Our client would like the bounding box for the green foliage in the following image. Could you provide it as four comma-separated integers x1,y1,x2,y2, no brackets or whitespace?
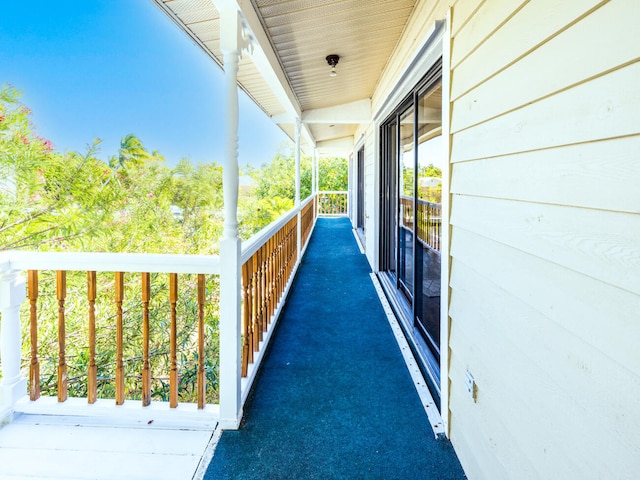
318,156,348,191
0,85,117,251
242,147,348,232
420,163,441,178
249,151,312,201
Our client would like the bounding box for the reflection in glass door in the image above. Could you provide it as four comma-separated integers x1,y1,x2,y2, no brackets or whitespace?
356,147,365,231
398,107,415,297
415,83,443,359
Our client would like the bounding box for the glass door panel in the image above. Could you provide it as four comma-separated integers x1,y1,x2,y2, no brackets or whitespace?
415,83,443,358
356,147,365,230
398,107,415,297
380,121,397,275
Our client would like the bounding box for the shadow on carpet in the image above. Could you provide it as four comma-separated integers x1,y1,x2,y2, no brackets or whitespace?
204,217,466,479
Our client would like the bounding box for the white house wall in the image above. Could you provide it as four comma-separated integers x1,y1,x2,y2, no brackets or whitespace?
355,0,640,478
447,1,640,479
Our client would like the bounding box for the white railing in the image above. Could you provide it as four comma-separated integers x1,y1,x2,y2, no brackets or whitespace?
317,190,348,216
0,251,221,426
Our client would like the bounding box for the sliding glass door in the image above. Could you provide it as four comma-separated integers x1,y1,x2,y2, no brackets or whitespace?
379,60,443,383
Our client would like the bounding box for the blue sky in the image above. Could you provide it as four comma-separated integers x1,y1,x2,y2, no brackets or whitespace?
0,0,291,167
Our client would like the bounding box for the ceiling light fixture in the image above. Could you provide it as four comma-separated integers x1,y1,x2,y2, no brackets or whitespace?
326,54,340,77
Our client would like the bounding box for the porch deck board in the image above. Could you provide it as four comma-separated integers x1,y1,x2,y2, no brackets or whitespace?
205,217,465,479
0,413,212,479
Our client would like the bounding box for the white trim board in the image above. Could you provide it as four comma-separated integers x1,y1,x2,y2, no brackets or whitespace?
352,229,365,254
369,273,445,439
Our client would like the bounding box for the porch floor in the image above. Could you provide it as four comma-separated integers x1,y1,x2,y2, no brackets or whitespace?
204,217,465,479
0,413,213,479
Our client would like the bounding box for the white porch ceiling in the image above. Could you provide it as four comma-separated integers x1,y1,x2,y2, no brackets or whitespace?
153,0,417,155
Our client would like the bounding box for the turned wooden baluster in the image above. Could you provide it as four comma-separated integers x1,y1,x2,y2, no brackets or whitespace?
141,272,151,407
28,270,40,401
251,256,259,355
87,271,97,404
247,257,256,363
288,219,295,277
256,247,264,342
241,262,251,377
115,272,125,405
280,227,286,295
261,244,269,334
56,270,67,402
268,236,276,322
197,274,206,408
274,232,281,309
169,273,178,408
258,245,265,335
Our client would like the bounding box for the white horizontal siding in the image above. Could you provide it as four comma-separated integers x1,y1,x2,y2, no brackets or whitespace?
449,255,640,479
447,0,640,478
450,0,606,100
451,135,640,214
451,60,640,162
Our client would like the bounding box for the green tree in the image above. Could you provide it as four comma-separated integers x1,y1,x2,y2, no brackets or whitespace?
318,156,348,191
0,85,118,251
110,133,152,169
171,159,224,253
249,151,312,202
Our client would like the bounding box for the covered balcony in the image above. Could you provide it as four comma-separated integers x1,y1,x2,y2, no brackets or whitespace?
3,0,636,479
0,1,460,477
0,192,464,479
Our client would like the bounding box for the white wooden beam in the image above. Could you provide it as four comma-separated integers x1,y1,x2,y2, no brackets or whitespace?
302,98,372,124
316,136,356,155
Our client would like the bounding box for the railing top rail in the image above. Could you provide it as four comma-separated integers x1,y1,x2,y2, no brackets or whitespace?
240,194,315,264
399,195,441,208
318,190,348,195
0,193,324,274
0,251,220,275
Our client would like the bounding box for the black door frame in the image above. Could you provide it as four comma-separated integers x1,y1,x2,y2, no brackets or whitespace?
378,59,443,397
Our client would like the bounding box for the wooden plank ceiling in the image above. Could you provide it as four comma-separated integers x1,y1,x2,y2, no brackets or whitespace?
153,0,417,153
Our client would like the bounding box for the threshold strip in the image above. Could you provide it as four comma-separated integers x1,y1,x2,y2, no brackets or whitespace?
369,273,446,439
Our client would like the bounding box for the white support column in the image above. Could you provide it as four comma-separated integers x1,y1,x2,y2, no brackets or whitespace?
0,268,27,424
295,118,302,258
217,3,252,430
312,148,318,194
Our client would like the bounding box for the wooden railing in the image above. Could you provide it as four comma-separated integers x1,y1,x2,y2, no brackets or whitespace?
301,195,316,247
317,191,348,215
240,195,317,378
4,253,220,411
400,196,442,251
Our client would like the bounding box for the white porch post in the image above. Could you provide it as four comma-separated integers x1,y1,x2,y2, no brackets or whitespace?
295,118,302,258
312,147,318,194
218,3,252,430
0,268,27,424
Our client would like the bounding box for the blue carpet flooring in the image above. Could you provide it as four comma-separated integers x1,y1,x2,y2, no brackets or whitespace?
205,217,465,479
